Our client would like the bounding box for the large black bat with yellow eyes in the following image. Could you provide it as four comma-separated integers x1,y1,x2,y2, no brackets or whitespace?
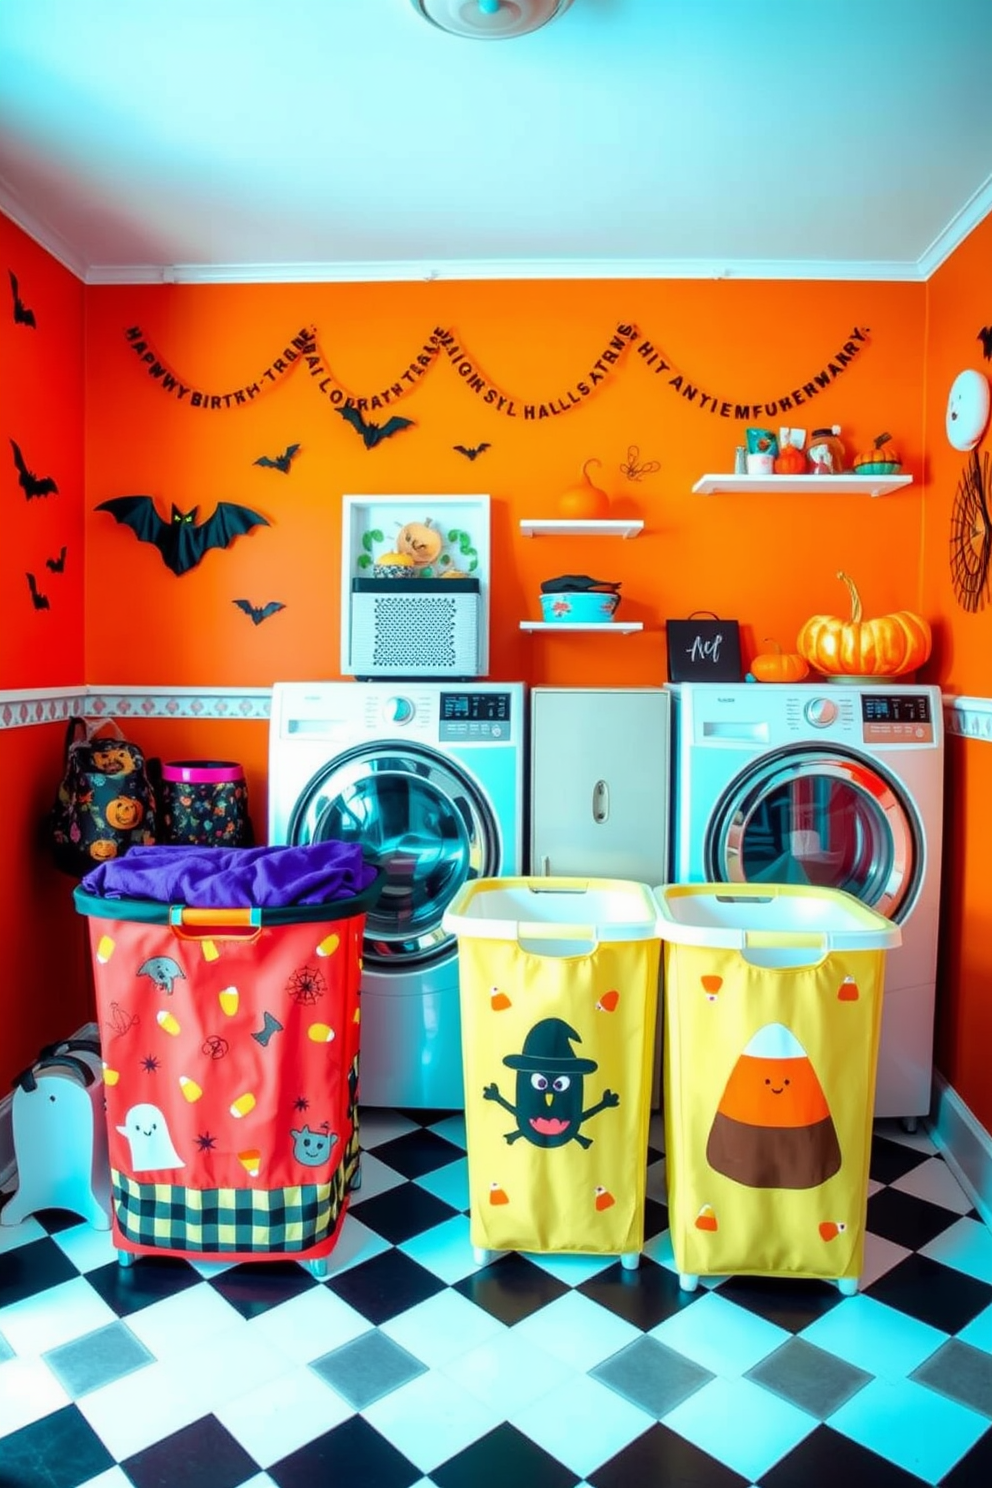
95,495,269,576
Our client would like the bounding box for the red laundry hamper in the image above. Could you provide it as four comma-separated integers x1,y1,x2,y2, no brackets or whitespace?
74,872,381,1277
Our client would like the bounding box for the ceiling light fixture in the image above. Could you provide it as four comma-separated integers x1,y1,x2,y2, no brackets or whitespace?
409,0,574,41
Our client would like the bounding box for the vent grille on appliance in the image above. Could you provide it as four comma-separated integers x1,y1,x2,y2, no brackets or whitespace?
350,592,481,676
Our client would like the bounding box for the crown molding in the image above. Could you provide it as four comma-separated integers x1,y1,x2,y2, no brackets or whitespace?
0,176,87,281
81,255,929,286
916,172,992,280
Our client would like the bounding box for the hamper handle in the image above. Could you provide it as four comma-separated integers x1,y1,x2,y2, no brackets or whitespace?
516,921,598,948
168,905,262,928
742,930,826,950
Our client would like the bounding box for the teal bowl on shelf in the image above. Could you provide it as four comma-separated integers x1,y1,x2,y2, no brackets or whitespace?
539,591,620,623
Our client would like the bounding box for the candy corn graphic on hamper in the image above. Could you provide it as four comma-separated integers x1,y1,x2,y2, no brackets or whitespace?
655,884,900,1293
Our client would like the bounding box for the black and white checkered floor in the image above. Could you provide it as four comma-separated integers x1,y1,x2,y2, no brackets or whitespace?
1,1109,990,1488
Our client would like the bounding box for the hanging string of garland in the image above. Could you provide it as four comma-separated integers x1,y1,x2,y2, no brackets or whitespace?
634,324,872,421
122,324,316,407
122,320,871,421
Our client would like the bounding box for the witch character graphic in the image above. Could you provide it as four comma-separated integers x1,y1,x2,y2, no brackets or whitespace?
484,1017,619,1149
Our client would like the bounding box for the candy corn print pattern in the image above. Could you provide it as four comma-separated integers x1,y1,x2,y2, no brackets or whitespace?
75,888,375,1266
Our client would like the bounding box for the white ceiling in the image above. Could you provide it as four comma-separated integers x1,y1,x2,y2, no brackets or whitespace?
1,0,991,285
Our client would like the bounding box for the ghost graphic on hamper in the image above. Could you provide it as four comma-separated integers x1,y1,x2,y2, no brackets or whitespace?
116,1103,185,1170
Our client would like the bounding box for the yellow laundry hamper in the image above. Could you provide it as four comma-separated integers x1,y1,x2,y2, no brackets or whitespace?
443,877,662,1269
655,883,901,1295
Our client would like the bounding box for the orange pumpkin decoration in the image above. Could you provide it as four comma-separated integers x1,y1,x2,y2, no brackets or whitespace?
797,571,932,678
853,432,901,475
397,521,443,567
773,443,807,476
105,796,144,830
751,639,809,683
558,459,611,520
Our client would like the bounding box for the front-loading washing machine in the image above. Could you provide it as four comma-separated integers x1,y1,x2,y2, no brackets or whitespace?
671,682,944,1122
268,680,525,1109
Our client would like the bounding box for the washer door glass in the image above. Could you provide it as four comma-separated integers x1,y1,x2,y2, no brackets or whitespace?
288,743,499,968
705,746,920,921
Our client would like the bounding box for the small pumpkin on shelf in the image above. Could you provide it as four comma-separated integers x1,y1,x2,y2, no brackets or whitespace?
796,571,931,678
853,432,902,476
773,443,807,476
751,639,810,683
558,459,611,520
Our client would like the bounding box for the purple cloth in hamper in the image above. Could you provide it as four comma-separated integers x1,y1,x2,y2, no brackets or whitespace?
79,842,377,908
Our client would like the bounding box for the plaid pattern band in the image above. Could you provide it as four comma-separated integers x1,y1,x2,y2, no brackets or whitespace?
111,1167,347,1254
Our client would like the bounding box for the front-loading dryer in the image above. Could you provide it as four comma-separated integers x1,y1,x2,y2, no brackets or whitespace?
269,680,525,1109
671,682,944,1122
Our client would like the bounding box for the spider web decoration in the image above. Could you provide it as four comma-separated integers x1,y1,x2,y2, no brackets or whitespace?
949,448,991,613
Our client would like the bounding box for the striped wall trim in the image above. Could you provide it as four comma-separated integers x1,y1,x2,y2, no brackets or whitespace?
0,688,988,736
0,688,271,729
942,695,992,743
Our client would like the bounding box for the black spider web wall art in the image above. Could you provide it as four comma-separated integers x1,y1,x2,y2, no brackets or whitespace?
949,448,992,613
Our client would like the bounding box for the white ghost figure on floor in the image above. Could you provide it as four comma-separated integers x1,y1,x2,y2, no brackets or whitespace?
116,1103,185,1171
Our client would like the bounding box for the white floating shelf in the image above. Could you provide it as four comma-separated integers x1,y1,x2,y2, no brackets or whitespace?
520,622,643,634
692,474,913,498
519,519,644,538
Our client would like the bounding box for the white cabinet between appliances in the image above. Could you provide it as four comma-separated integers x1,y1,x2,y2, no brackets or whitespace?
529,688,671,884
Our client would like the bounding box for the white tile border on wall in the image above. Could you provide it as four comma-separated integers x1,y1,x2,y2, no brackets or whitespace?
2,687,985,735
0,686,272,728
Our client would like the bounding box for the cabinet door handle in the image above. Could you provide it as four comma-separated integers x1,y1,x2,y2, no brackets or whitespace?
592,779,609,823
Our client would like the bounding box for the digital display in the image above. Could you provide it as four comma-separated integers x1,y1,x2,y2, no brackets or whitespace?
441,692,511,723
862,694,931,724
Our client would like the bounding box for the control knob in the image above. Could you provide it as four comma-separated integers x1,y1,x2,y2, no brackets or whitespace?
804,697,838,728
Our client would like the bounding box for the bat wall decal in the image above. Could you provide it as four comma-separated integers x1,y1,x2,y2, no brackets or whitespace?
454,443,491,461
11,439,58,498
9,271,36,328
254,443,300,474
26,573,49,610
233,599,285,625
978,326,992,361
337,404,414,449
46,546,68,573
95,496,270,576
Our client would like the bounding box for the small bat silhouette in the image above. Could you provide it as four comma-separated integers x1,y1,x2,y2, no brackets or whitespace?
11,439,58,498
95,496,269,576
26,573,49,610
454,443,491,461
978,326,992,361
46,546,67,573
337,403,414,449
233,598,285,625
254,443,300,474
9,271,36,328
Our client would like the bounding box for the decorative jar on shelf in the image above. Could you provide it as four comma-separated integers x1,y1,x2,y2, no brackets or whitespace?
807,426,846,474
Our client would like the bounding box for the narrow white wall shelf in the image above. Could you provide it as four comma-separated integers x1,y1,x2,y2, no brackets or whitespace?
520,622,643,634
520,519,643,538
692,474,913,498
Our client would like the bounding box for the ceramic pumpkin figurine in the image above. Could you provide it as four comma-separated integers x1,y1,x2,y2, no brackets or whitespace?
796,572,932,677
773,443,806,476
396,520,444,567
751,639,809,683
852,432,901,475
558,459,611,520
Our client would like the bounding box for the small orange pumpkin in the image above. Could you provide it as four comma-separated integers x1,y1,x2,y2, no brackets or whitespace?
853,432,901,474
558,458,611,520
397,521,443,566
773,444,806,476
105,796,144,830
797,572,931,677
751,639,810,683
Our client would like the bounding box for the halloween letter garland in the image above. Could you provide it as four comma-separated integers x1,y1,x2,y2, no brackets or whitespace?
123,325,315,407
635,324,873,421
123,320,874,422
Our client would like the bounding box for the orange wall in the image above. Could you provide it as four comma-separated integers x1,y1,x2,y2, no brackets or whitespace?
83,280,927,687
6,208,992,1139
921,210,992,1129
0,215,88,1082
